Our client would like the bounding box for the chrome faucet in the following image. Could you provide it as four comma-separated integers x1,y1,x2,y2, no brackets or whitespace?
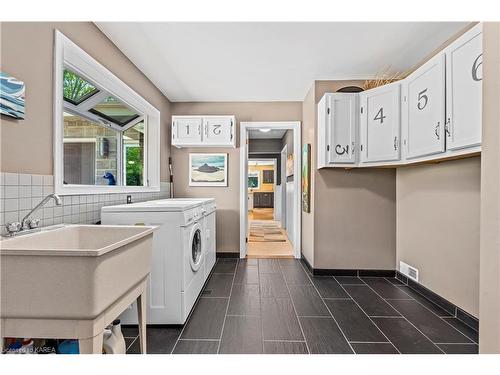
4,194,62,236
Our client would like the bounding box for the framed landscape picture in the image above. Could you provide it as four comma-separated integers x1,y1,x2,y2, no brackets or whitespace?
0,72,25,119
189,153,228,187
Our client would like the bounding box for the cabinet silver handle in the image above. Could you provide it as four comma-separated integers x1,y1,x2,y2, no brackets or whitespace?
198,125,201,135
394,136,398,151
445,117,451,137
435,122,440,140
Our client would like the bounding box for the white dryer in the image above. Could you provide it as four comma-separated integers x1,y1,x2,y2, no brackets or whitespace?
101,199,209,324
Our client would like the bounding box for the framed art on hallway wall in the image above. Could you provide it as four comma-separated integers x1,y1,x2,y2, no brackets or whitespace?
302,143,311,213
189,153,228,187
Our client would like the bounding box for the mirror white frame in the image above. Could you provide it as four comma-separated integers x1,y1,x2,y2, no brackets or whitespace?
53,30,160,195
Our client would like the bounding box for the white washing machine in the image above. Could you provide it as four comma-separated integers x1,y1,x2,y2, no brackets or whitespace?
174,198,217,279
101,199,211,324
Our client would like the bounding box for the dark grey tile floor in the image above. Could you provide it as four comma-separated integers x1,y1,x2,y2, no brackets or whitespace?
125,258,479,354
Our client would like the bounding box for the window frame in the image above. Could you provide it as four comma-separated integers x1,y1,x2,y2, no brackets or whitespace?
54,30,160,195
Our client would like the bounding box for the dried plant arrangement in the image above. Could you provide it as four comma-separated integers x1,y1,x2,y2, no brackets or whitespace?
362,67,405,90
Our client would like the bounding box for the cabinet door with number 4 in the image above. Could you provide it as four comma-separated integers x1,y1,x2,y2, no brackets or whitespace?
360,82,401,163
405,53,446,159
203,117,234,146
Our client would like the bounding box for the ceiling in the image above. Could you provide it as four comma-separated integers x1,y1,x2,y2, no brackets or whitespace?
96,22,468,102
248,129,287,139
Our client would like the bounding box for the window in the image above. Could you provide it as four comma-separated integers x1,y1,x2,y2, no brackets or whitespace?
123,122,145,186
248,171,260,189
54,30,160,195
63,69,99,105
89,95,140,127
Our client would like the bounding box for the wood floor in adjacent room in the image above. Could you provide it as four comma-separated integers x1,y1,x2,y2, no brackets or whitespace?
247,209,293,258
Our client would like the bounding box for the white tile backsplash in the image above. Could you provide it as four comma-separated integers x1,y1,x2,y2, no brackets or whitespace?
0,172,170,235
4,173,19,186
31,175,43,186
19,174,31,186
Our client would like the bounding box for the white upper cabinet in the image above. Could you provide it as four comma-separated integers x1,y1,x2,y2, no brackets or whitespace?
203,116,235,146
172,115,236,148
404,53,446,160
317,93,358,167
445,24,483,151
172,117,202,147
360,82,401,163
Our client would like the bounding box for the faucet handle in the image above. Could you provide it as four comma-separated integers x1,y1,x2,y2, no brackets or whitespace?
28,218,40,229
5,222,22,235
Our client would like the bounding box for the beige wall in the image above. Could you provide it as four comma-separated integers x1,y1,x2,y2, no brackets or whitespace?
0,22,171,180
171,102,302,253
301,80,397,270
479,22,500,353
315,168,396,269
396,158,481,317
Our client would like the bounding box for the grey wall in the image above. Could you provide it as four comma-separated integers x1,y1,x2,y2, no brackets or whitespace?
396,158,481,317
248,139,283,153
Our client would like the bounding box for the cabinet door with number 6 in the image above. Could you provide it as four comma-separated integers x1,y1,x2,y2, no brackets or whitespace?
360,82,401,163
203,117,234,146
405,53,446,159
445,24,482,151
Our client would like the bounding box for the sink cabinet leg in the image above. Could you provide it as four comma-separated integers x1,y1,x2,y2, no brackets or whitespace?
137,291,147,354
79,333,103,354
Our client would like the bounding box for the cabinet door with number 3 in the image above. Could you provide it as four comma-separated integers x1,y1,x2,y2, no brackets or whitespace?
203,117,234,146
445,24,482,151
405,53,446,159
327,93,358,164
360,82,401,163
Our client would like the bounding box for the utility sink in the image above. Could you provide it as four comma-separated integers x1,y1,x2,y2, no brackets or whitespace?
1,224,155,320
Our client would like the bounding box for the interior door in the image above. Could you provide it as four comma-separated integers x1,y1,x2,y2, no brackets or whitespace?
405,53,446,159
445,25,483,151
203,117,233,145
173,117,202,146
361,83,401,163
327,94,357,164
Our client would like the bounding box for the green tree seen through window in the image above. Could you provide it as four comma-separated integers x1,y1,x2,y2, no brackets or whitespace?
63,70,98,103
126,146,143,186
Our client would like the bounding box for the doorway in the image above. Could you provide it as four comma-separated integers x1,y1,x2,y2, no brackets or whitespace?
239,121,301,259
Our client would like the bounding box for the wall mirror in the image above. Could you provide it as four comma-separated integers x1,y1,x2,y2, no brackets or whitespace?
53,30,160,195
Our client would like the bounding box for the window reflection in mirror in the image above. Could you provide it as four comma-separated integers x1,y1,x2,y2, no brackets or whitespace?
62,69,145,187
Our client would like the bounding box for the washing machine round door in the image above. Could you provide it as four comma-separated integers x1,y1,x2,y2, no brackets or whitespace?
189,224,203,272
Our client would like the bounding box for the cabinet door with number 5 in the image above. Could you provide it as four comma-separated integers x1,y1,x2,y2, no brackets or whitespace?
203,117,235,146
405,53,446,159
360,82,401,163
445,23,482,151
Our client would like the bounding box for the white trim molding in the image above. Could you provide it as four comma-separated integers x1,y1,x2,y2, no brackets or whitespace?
239,121,302,259
53,30,161,195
